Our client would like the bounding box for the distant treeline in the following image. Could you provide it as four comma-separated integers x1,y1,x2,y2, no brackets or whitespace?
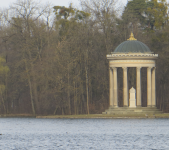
0,0,169,115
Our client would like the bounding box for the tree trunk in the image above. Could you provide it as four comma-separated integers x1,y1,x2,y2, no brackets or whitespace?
68,64,71,115
74,81,76,115
86,66,89,115
24,59,36,115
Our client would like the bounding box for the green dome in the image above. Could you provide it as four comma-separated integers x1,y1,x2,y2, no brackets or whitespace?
114,40,151,53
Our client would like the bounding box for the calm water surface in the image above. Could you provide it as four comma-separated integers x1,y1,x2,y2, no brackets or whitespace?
0,118,168,149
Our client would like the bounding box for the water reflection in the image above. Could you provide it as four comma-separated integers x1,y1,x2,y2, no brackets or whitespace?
0,118,168,149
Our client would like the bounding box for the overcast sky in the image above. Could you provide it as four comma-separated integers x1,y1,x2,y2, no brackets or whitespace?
0,0,128,9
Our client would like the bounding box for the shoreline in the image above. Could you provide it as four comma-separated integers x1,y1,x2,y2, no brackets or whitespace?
0,114,169,119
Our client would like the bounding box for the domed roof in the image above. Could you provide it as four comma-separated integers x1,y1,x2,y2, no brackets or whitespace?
114,33,151,53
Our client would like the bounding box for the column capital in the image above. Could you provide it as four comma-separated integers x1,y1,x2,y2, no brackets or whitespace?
109,67,113,71
137,67,142,71
147,67,152,71
112,67,117,71
122,67,128,71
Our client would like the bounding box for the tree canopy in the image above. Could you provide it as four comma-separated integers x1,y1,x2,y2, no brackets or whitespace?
121,0,168,30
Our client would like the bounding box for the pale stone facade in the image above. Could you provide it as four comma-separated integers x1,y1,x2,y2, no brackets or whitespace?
107,53,158,108
107,32,158,109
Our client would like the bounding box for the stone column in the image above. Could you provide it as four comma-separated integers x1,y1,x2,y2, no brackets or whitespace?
113,67,118,107
147,67,152,107
152,67,156,107
127,73,129,107
123,67,128,107
136,67,142,107
109,68,113,106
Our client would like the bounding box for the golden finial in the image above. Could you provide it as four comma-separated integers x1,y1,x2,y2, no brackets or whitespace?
127,32,137,41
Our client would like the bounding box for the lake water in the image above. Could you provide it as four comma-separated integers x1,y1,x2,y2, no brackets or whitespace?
0,118,169,149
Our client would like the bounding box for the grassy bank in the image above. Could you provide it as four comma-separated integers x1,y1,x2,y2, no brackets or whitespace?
0,114,36,118
36,113,169,119
0,113,169,118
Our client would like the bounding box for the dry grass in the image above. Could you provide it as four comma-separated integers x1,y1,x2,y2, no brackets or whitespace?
36,113,169,119
1,113,169,119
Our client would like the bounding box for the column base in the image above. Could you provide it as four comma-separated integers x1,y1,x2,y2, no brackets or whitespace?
136,105,142,108
123,105,128,107
147,105,152,107
109,105,118,108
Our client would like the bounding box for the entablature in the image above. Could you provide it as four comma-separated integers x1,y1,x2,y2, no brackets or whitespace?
107,53,158,60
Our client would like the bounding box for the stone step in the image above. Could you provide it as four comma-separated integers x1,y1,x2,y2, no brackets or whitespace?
103,111,163,115
108,107,158,110
106,109,161,112
103,107,163,115
105,109,161,112
105,109,162,112
104,112,162,115
107,108,160,111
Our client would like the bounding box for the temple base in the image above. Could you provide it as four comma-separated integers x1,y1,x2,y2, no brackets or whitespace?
102,107,162,115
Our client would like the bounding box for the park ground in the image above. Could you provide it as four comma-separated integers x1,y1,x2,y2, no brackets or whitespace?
0,113,169,119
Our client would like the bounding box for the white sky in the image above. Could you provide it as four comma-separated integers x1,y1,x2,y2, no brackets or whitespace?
0,0,128,9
